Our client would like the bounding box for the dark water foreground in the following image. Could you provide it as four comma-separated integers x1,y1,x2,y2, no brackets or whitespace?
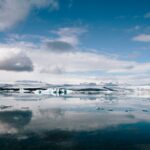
0,94,150,150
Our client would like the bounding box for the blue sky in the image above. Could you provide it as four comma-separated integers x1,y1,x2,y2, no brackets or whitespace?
0,0,150,84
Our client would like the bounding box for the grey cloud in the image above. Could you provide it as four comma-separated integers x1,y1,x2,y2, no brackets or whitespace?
45,40,74,53
124,65,135,70
40,66,65,74
0,53,34,72
42,27,87,53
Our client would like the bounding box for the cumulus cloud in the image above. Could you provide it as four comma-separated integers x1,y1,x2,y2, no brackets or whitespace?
42,27,86,53
0,42,150,84
0,0,59,31
52,27,87,46
44,40,74,53
0,46,33,72
0,27,150,84
40,66,65,74
132,34,150,42
29,49,148,74
25,43,150,84
0,53,33,72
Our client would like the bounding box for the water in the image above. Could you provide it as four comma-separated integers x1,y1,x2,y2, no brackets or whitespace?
0,94,150,150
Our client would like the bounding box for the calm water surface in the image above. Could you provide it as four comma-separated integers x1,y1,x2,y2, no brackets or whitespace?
0,94,150,150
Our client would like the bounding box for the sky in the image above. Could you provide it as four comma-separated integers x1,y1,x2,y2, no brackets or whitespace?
0,0,150,84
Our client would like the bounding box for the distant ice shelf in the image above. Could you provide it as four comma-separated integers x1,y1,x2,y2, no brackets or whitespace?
0,84,150,98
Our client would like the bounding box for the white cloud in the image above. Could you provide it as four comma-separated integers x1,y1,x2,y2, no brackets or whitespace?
42,27,87,53
52,27,87,46
132,34,150,42
0,45,33,72
29,49,150,75
0,0,59,31
0,28,150,84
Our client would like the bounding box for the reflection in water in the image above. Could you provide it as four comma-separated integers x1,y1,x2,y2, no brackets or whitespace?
0,94,150,149
0,111,32,128
0,110,32,134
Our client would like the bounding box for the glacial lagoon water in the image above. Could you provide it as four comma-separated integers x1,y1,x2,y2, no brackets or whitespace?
0,93,150,150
